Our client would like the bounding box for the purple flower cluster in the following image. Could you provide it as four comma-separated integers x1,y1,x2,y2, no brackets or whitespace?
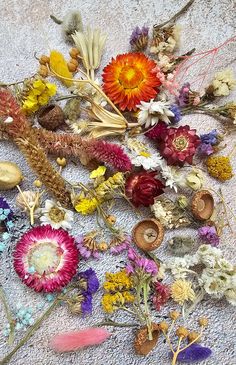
169,104,182,124
0,197,13,223
176,83,190,107
173,343,212,362
198,226,220,247
110,235,131,255
75,235,99,260
130,26,149,50
77,268,99,315
126,248,158,276
200,129,218,145
198,143,214,156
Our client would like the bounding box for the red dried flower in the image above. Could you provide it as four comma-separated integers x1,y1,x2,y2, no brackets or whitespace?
125,171,165,207
145,121,168,141
153,281,170,311
158,125,200,166
13,225,79,292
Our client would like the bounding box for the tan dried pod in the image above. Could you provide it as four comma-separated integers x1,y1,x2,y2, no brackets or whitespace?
0,161,23,190
134,323,159,356
37,105,65,131
132,219,164,252
191,190,214,221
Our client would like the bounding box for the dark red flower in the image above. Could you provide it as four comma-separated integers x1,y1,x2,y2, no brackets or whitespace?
153,281,170,311
145,121,168,141
125,171,165,207
158,125,200,166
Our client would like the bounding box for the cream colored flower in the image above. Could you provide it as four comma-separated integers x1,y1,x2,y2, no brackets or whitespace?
201,269,231,298
225,288,236,305
171,279,195,305
137,99,174,128
211,69,236,96
131,152,163,171
185,168,204,191
40,199,74,230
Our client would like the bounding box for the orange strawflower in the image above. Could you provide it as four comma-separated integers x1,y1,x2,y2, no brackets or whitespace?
102,53,161,111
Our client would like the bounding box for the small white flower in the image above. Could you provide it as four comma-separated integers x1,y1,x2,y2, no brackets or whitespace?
160,165,185,192
201,269,231,298
40,199,74,230
212,69,236,96
225,288,236,305
131,152,163,171
137,99,174,128
3,116,13,124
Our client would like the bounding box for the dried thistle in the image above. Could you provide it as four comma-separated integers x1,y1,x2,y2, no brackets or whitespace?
50,11,83,43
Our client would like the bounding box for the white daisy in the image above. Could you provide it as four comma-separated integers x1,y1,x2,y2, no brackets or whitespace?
131,151,163,171
137,99,174,128
40,199,74,230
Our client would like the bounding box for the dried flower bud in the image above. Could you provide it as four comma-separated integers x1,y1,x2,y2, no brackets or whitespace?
38,65,48,78
39,55,50,65
16,190,40,211
56,157,67,167
188,331,200,342
106,215,116,225
69,302,82,315
33,179,42,188
169,311,180,320
99,242,108,251
159,321,169,333
176,326,189,338
198,317,208,327
69,47,79,59
67,62,77,72
176,195,189,209
70,58,79,67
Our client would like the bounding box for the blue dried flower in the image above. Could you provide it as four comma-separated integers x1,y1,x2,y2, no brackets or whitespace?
173,343,212,362
130,26,149,51
198,143,214,156
200,129,218,145
81,292,93,315
170,104,182,124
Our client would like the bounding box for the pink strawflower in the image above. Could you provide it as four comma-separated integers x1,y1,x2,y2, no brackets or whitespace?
88,140,132,172
50,328,111,352
153,281,170,311
13,225,79,292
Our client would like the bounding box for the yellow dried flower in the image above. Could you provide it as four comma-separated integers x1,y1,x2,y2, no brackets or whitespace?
49,50,73,87
90,165,106,179
75,197,99,215
176,326,189,338
22,79,57,114
198,317,208,327
169,310,180,320
101,291,134,313
95,172,124,198
103,270,133,292
206,156,233,181
171,279,195,305
159,321,169,333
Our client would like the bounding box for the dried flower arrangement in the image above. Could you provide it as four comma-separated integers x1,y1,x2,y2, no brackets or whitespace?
0,1,236,364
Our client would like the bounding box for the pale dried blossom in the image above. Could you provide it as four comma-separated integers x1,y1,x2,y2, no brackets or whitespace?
210,69,236,96
185,168,204,191
137,99,175,128
39,199,74,230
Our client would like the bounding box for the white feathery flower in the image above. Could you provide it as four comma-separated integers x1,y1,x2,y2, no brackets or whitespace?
137,99,174,128
40,199,74,230
200,269,231,298
225,288,236,306
211,69,236,96
131,152,163,171
160,165,185,192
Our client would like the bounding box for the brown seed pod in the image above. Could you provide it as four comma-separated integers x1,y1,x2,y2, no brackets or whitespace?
67,62,77,72
37,105,65,131
134,323,159,356
38,65,48,78
132,218,164,252
69,58,79,67
39,55,50,65
191,190,214,221
69,47,79,59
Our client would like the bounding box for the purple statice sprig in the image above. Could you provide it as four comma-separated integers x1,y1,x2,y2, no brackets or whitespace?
176,82,190,107
198,226,220,247
198,143,214,156
75,234,100,260
74,268,99,316
200,129,218,145
130,26,149,51
126,248,158,276
172,343,212,363
110,234,131,255
169,104,182,124
78,268,99,295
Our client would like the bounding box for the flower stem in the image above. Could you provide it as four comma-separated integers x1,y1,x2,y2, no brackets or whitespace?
0,298,60,365
154,0,195,29
95,318,138,328
171,337,182,365
0,286,15,345
143,281,153,340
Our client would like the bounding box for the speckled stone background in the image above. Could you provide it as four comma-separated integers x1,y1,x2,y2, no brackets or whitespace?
0,0,236,364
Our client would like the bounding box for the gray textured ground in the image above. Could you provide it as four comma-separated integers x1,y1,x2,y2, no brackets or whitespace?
0,0,236,364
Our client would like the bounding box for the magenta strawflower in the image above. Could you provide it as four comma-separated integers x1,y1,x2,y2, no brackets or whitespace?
153,281,170,311
13,225,79,292
198,226,220,247
126,248,158,276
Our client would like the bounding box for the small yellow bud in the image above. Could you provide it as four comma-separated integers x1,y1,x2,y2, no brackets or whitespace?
33,179,42,188
169,311,180,321
176,326,189,338
159,321,169,333
56,157,67,167
106,215,116,225
99,242,108,251
198,317,208,327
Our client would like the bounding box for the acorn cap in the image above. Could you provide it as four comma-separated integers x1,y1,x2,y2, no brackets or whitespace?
191,190,214,221
37,104,64,131
132,219,164,252
134,323,159,356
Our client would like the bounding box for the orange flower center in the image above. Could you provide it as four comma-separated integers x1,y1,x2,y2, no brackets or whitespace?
119,66,143,89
